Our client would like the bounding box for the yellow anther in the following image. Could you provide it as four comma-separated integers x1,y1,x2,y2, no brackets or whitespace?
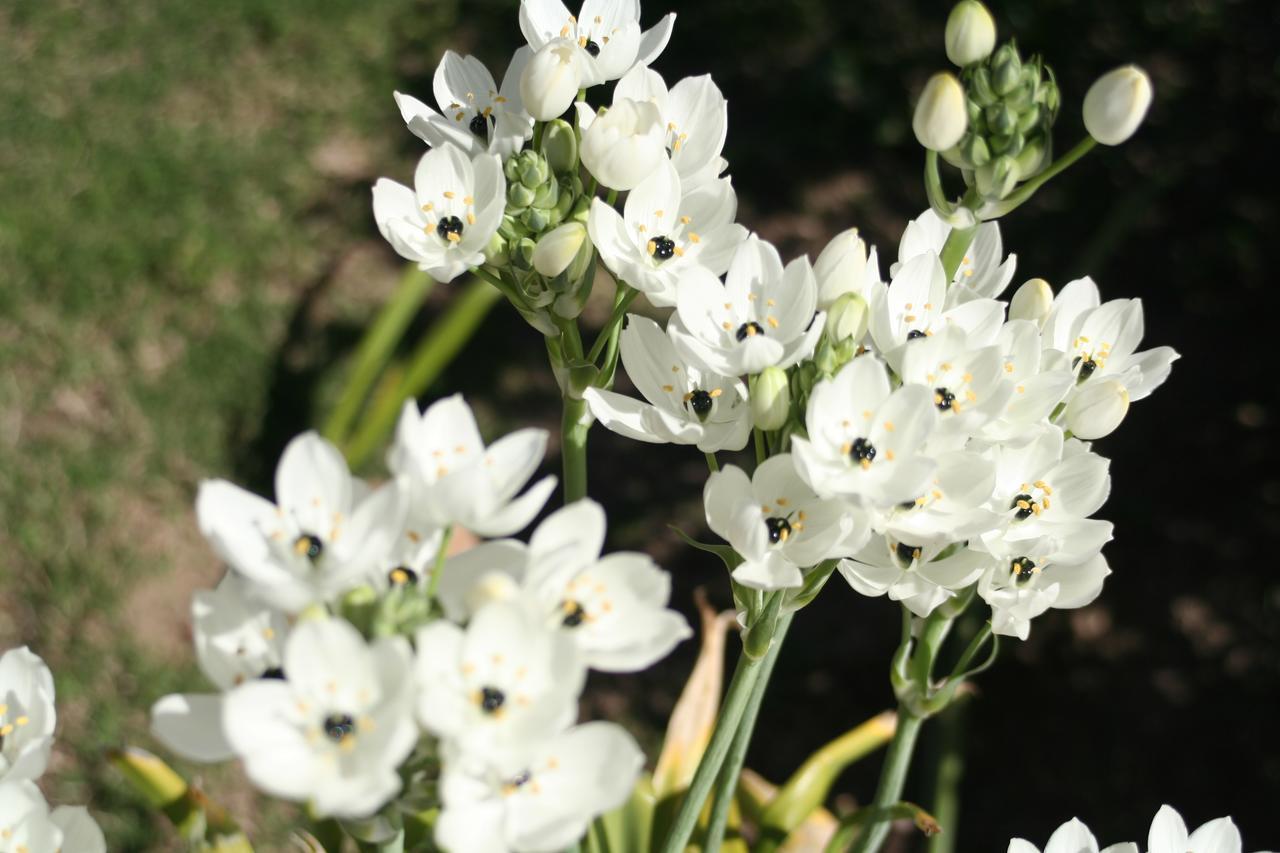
464,195,474,205
766,316,779,328
446,232,461,243
443,191,456,199
709,388,723,397
680,215,692,224
662,384,673,392
884,420,895,431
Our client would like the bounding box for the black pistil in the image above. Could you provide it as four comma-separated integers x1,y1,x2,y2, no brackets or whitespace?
907,329,927,340
1011,556,1038,584
848,437,876,463
934,387,956,411
584,39,601,56
687,389,714,421
436,215,465,241
1071,356,1098,382
388,566,418,586
260,667,286,680
323,713,355,743
1010,494,1036,521
895,541,923,565
480,686,506,713
294,533,324,562
735,321,765,341
562,600,587,628
765,516,792,544
649,235,676,261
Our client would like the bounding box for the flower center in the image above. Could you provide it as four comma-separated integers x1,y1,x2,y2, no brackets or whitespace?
584,38,601,57
934,387,956,411
469,112,494,140
895,541,923,565
765,516,792,544
1010,493,1040,520
561,599,587,628
735,321,765,341
907,329,927,340
436,215,465,242
647,235,676,262
687,389,714,420
1010,556,1038,584
388,566,418,586
260,666,286,680
323,713,355,743
1072,356,1098,382
502,768,534,795
847,437,877,464
480,686,506,714
293,533,324,562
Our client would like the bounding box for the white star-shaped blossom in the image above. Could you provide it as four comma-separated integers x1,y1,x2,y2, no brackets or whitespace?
0,781,106,853
0,648,56,786
839,536,989,618
670,235,824,376
196,431,408,614
372,144,506,283
584,314,751,453
896,208,1016,307
791,354,939,507
389,394,557,538
222,617,420,819
898,324,1015,446
1007,816,1137,853
588,158,747,307
978,318,1074,442
873,448,1000,547
394,48,533,158
150,573,289,763
977,540,1112,640
705,455,865,590
1147,804,1268,853
436,499,692,672
867,251,1005,356
519,0,675,87
435,722,643,853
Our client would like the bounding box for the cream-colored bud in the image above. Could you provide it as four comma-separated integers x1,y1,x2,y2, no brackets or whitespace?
913,72,969,151
1066,380,1129,439
825,292,870,344
814,228,869,309
945,1,996,67
751,367,791,431
1083,65,1153,145
532,222,588,277
1009,278,1054,324
520,39,582,121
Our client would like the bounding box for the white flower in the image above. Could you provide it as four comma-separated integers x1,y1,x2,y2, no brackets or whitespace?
670,236,823,376
1039,277,1180,403
839,537,988,617
150,574,289,763
1008,816,1137,853
223,617,419,819
0,648,55,785
945,0,997,67
1066,379,1130,439
584,315,751,452
1083,65,1153,146
979,546,1111,640
437,501,692,672
705,455,864,590
519,39,582,121
435,722,643,853
416,600,583,760
394,48,533,157
791,355,939,506
372,145,506,283
197,432,407,613
979,319,1074,442
519,0,675,87
369,526,448,594
868,251,1005,357
588,158,746,306
898,324,1014,444
389,394,557,537
913,72,968,151
0,781,105,853
814,227,881,310
896,208,1016,305
580,98,667,190
584,65,729,189
875,449,1000,546
1147,804,1268,853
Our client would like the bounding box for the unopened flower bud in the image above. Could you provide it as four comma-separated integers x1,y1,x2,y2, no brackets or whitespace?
1083,65,1153,145
913,72,968,152
825,292,869,344
541,118,579,174
990,43,1022,96
945,1,996,67
752,367,791,431
1008,278,1053,324
520,39,581,121
1066,380,1129,439
484,231,510,267
975,154,1017,199
532,222,588,277
814,228,868,308
580,98,666,190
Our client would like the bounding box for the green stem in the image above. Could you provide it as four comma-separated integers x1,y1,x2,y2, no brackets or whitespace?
847,710,925,853
323,266,432,446
938,226,978,283
657,647,765,853
561,396,591,504
945,623,992,682
587,283,638,364
703,612,795,852
753,428,767,466
343,277,500,469
424,525,454,604
926,700,967,853
705,452,720,472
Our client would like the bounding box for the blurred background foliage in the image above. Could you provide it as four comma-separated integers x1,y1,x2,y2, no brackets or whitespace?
0,0,1276,849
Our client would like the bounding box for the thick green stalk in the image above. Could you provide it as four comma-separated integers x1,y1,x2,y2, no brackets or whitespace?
424,525,454,604
343,278,500,468
561,395,591,504
926,700,967,853
658,647,765,853
323,266,432,445
847,710,924,853
703,612,795,852
938,227,978,283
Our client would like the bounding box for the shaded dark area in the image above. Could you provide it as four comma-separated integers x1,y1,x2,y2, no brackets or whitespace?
241,0,1277,847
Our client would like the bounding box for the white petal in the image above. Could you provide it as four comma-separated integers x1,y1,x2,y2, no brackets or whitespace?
150,693,236,763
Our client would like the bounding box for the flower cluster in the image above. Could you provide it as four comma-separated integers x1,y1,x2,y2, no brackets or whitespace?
0,647,106,851
1010,804,1272,853
151,395,690,849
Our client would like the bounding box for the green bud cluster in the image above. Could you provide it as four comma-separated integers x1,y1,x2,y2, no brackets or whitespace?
944,41,1060,202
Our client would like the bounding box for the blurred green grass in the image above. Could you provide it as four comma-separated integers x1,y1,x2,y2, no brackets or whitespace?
0,0,461,847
